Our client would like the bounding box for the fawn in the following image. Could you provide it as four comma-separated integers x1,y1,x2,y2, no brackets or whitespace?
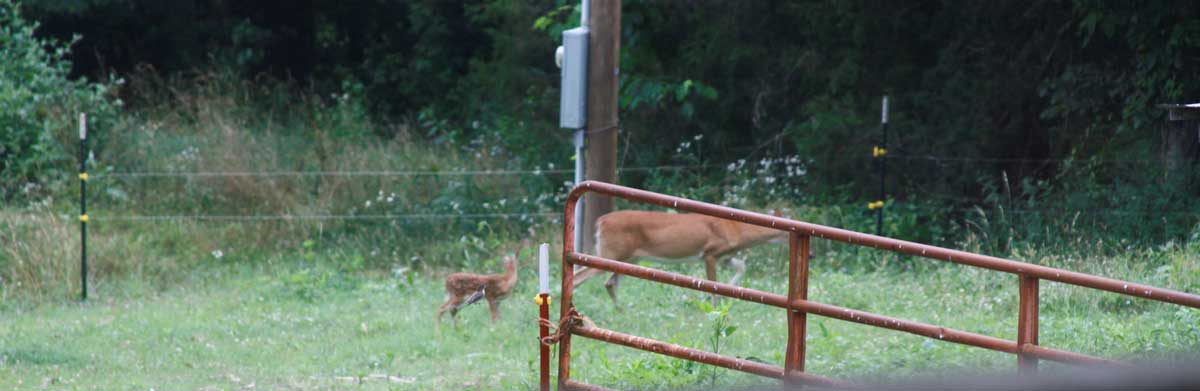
436,247,520,329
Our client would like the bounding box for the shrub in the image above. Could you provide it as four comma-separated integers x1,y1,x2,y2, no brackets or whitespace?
0,0,116,201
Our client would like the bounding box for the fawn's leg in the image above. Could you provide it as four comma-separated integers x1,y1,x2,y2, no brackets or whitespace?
488,298,500,323
436,297,458,329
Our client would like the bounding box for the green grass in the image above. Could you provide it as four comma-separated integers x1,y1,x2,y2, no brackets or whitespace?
2,242,1196,390
3,72,1198,390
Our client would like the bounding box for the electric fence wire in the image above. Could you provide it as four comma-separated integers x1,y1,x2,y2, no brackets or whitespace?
882,154,1163,164
91,212,562,222
91,164,715,179
88,154,1169,180
3,212,562,223
897,203,1200,217
28,155,1191,224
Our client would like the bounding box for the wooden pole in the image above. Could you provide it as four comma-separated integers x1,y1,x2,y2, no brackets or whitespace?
581,0,620,255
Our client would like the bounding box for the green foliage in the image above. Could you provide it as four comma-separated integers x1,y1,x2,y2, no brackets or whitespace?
0,0,115,200
695,300,736,386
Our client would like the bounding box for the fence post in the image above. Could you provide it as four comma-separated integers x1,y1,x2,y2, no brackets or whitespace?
79,113,89,301
1018,275,1039,373
785,233,810,384
559,196,580,389
537,243,552,391
876,96,888,236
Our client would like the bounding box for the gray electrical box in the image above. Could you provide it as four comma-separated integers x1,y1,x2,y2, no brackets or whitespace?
559,27,589,129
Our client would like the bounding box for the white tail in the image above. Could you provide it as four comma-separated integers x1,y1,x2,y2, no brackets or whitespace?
436,246,521,329
574,210,786,305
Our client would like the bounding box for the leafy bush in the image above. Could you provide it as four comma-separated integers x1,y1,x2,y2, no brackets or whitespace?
0,0,116,201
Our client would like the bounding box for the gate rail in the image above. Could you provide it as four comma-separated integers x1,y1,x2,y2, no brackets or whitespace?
553,181,1200,390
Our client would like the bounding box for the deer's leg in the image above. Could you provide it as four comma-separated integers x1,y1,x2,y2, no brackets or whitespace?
572,267,608,288
436,303,448,324
437,296,459,325
436,301,449,331
487,298,500,323
703,254,722,303
726,256,747,286
604,273,623,309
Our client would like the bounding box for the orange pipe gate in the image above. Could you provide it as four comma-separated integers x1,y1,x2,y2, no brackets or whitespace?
547,181,1200,390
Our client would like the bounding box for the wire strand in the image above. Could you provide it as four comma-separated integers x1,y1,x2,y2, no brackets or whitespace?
92,165,710,179
883,155,1161,164
91,212,561,222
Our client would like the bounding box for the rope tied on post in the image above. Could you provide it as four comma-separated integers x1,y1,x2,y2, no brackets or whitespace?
538,306,593,347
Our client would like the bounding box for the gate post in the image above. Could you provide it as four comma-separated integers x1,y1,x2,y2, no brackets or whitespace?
785,233,811,384
1018,275,1040,373
559,192,581,389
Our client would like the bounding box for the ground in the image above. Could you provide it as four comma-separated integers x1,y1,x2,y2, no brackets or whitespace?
2,247,1196,390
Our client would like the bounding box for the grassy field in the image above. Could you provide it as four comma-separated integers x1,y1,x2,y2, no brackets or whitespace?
2,238,1197,390
2,73,1198,390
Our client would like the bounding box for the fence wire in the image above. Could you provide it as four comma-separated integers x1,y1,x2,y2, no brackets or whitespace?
883,154,1162,164
92,165,710,179
90,212,561,222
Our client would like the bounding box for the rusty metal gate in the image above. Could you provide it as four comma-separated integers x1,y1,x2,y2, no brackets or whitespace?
547,181,1200,390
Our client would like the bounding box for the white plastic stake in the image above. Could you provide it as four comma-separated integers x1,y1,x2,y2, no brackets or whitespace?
538,243,551,294
79,113,87,139
881,96,889,124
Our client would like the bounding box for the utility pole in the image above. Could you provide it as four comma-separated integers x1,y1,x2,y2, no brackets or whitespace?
581,0,620,254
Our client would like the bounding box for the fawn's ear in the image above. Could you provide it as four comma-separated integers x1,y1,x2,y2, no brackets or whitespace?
769,209,783,217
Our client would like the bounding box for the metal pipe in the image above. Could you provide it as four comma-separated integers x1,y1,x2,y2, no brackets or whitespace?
562,380,615,391
538,243,552,391
570,252,789,307
785,233,809,378
557,181,1161,389
1021,344,1126,367
1018,276,1040,373
572,326,852,388
559,189,580,388
539,293,551,391
564,181,1200,309
573,130,585,254
568,251,1123,367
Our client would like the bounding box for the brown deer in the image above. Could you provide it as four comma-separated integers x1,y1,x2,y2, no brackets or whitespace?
436,248,520,329
574,210,786,306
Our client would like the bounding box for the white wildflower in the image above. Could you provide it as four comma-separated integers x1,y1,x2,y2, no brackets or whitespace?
211,250,224,259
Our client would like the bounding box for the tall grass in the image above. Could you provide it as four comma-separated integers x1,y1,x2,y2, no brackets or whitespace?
1,70,568,302
4,69,1197,307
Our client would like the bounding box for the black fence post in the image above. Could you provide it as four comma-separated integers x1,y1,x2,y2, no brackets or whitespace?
873,97,888,236
79,113,89,301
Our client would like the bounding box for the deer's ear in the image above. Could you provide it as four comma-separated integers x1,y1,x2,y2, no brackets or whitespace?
769,209,782,217
516,238,534,258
